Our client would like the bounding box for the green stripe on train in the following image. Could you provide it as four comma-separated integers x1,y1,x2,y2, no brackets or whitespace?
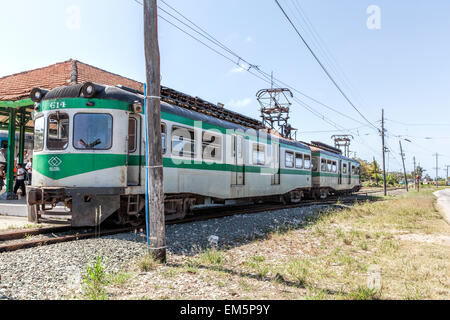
34,154,127,180
34,153,311,180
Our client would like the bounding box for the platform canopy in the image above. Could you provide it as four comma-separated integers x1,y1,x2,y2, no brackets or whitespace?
0,59,144,199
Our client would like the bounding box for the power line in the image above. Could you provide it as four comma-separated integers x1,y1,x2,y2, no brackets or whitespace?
134,0,381,159
274,0,379,132
133,0,372,135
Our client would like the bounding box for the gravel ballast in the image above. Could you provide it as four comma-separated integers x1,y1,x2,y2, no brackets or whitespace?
0,205,327,300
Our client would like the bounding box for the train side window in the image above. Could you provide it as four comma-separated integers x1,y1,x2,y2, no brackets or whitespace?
171,126,196,159
327,160,333,172
304,155,311,170
332,161,337,173
321,159,328,172
128,118,137,153
253,144,265,166
202,132,222,161
47,112,69,150
295,153,304,169
285,151,294,168
34,116,45,151
161,123,167,154
343,163,348,174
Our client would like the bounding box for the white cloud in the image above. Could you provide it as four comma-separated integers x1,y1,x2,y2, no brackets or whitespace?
227,98,253,109
66,5,81,31
230,65,246,73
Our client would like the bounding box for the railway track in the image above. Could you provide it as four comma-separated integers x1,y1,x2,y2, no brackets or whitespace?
0,194,381,254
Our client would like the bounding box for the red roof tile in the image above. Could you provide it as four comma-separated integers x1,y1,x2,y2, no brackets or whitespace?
0,59,144,102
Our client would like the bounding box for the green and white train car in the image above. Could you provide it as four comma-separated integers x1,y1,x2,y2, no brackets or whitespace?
310,144,361,199
27,83,314,227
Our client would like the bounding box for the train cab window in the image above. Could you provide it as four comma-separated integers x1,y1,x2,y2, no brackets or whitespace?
321,159,328,172
161,123,167,154
252,144,265,166
34,116,45,151
128,118,137,153
304,155,311,170
47,113,69,150
285,151,294,168
202,132,222,161
295,153,303,169
311,157,318,172
343,163,348,174
352,165,356,175
172,126,196,159
74,113,113,150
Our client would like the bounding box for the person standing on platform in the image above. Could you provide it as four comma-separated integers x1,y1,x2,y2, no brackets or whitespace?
25,158,32,186
14,164,26,198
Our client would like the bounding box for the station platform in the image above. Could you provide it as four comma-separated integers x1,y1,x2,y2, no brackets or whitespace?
0,198,27,217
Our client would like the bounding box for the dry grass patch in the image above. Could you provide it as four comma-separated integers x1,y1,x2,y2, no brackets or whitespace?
104,190,449,300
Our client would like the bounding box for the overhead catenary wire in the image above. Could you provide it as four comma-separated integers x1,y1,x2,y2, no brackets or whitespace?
133,0,381,157
133,0,372,136
274,0,379,132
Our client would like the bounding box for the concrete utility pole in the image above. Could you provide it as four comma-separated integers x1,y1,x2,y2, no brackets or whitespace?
381,109,387,196
433,153,440,188
144,0,166,262
445,165,450,186
399,141,408,192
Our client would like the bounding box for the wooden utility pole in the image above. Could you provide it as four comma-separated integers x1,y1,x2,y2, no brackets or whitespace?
144,0,166,262
381,109,387,196
399,141,408,192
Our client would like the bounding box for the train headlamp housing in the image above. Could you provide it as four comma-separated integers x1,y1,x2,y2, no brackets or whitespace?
132,101,143,113
30,88,48,103
82,82,97,99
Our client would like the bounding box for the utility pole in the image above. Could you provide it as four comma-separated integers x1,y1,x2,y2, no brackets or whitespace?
445,165,450,186
381,109,387,196
144,0,166,262
433,153,440,188
413,156,417,191
399,141,408,192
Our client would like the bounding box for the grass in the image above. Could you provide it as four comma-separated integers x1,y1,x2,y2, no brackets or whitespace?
95,189,450,300
137,254,161,272
82,257,108,300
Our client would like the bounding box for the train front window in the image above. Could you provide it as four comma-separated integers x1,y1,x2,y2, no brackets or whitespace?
47,113,69,150
34,116,45,151
74,113,113,150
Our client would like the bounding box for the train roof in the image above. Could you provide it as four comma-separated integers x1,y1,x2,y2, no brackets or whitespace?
309,145,360,165
38,82,311,151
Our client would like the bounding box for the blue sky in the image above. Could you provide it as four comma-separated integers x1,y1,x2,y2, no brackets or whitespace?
1,0,449,178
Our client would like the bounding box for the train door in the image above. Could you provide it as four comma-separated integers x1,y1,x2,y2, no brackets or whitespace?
127,116,141,186
338,160,342,185
348,162,352,184
232,135,245,185
271,143,280,185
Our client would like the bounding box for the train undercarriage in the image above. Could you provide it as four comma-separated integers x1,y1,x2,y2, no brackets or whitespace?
26,186,360,227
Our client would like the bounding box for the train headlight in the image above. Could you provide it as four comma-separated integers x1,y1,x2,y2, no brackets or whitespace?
30,88,48,103
132,101,143,113
82,82,97,99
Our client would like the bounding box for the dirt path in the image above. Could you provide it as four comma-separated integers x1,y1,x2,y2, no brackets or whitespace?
434,189,450,225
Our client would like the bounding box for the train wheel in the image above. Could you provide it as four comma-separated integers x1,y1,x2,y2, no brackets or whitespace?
320,189,329,200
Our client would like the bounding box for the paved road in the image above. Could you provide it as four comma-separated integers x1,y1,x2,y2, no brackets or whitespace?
434,188,450,225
